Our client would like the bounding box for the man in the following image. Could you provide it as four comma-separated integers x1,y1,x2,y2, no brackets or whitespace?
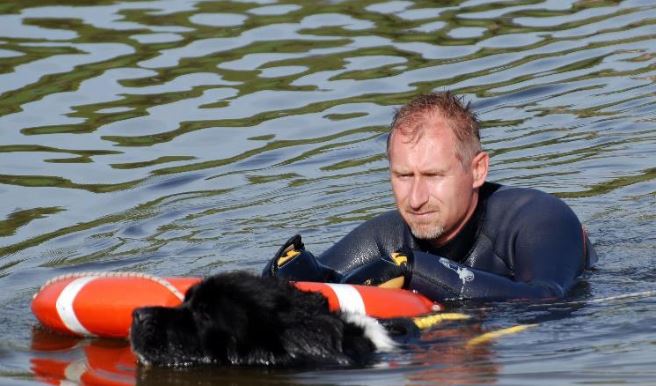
264,92,597,301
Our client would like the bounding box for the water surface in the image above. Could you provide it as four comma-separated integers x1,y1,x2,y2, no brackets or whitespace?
1,0,655,384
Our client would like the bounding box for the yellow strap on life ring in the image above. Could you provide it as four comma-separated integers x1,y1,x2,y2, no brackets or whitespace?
377,276,405,289
466,324,537,347
412,312,471,330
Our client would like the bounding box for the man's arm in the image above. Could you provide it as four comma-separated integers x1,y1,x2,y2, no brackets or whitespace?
316,210,414,275
264,211,412,281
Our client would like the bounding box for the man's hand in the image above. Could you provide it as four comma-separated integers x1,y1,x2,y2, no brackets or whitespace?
339,251,411,288
262,234,337,282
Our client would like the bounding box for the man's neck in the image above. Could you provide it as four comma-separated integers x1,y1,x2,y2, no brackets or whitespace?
430,189,480,249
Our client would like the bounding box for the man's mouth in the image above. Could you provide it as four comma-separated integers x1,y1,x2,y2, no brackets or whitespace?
407,210,438,217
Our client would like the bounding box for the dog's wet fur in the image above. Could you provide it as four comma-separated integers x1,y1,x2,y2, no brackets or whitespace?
129,272,396,368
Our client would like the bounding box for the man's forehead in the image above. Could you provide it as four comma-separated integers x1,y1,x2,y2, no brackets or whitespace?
392,114,454,145
389,132,458,164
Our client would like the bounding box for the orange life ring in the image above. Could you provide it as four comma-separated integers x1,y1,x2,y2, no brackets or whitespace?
32,272,441,338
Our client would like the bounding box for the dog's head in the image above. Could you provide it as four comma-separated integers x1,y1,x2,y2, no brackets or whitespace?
130,272,339,367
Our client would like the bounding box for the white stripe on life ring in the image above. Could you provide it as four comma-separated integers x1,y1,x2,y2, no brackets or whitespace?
55,277,97,337
325,283,366,315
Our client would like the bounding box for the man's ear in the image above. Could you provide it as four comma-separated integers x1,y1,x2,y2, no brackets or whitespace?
471,151,489,188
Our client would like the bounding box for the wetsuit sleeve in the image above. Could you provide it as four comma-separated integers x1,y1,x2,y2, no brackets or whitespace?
263,212,409,282
409,251,567,301
408,192,587,301
316,211,412,275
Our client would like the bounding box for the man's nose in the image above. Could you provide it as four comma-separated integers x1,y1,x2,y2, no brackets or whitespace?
409,177,429,210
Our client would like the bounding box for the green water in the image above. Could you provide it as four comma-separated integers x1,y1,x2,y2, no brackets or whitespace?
1,0,655,384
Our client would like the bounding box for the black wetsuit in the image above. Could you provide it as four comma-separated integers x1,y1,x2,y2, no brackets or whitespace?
310,182,597,301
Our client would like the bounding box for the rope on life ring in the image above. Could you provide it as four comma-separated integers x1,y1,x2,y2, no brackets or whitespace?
36,271,186,302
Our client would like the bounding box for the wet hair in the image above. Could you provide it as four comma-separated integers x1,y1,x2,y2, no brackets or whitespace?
387,92,481,165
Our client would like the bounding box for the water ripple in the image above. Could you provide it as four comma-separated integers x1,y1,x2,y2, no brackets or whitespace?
0,0,655,384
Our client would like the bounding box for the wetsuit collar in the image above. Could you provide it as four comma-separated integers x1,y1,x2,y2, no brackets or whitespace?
416,182,500,262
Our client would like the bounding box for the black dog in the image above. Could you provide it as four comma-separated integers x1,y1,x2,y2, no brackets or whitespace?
129,272,395,368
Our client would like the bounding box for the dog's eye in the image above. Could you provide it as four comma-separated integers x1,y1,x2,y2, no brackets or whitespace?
192,307,213,324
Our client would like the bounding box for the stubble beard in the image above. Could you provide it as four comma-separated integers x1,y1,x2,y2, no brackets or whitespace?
403,212,445,240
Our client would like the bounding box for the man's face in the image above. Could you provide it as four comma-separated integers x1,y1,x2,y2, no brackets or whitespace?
389,116,483,245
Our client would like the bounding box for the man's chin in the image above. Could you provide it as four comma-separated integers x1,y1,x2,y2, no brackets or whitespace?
399,210,444,240
407,222,445,240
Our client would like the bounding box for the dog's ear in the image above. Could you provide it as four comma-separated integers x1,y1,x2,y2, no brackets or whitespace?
187,279,250,343
184,282,200,303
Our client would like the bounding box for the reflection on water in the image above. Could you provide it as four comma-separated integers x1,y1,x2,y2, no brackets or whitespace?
28,319,498,386
1,0,655,384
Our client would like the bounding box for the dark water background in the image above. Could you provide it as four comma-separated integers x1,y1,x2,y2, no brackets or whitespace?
1,0,655,384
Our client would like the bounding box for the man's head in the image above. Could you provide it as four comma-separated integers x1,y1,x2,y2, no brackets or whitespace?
387,92,489,245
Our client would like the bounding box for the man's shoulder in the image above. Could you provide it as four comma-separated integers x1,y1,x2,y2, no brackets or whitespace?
483,182,578,225
348,209,410,244
361,209,406,229
486,182,567,207
368,209,403,221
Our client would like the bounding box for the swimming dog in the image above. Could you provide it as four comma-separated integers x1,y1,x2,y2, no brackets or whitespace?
129,272,395,368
